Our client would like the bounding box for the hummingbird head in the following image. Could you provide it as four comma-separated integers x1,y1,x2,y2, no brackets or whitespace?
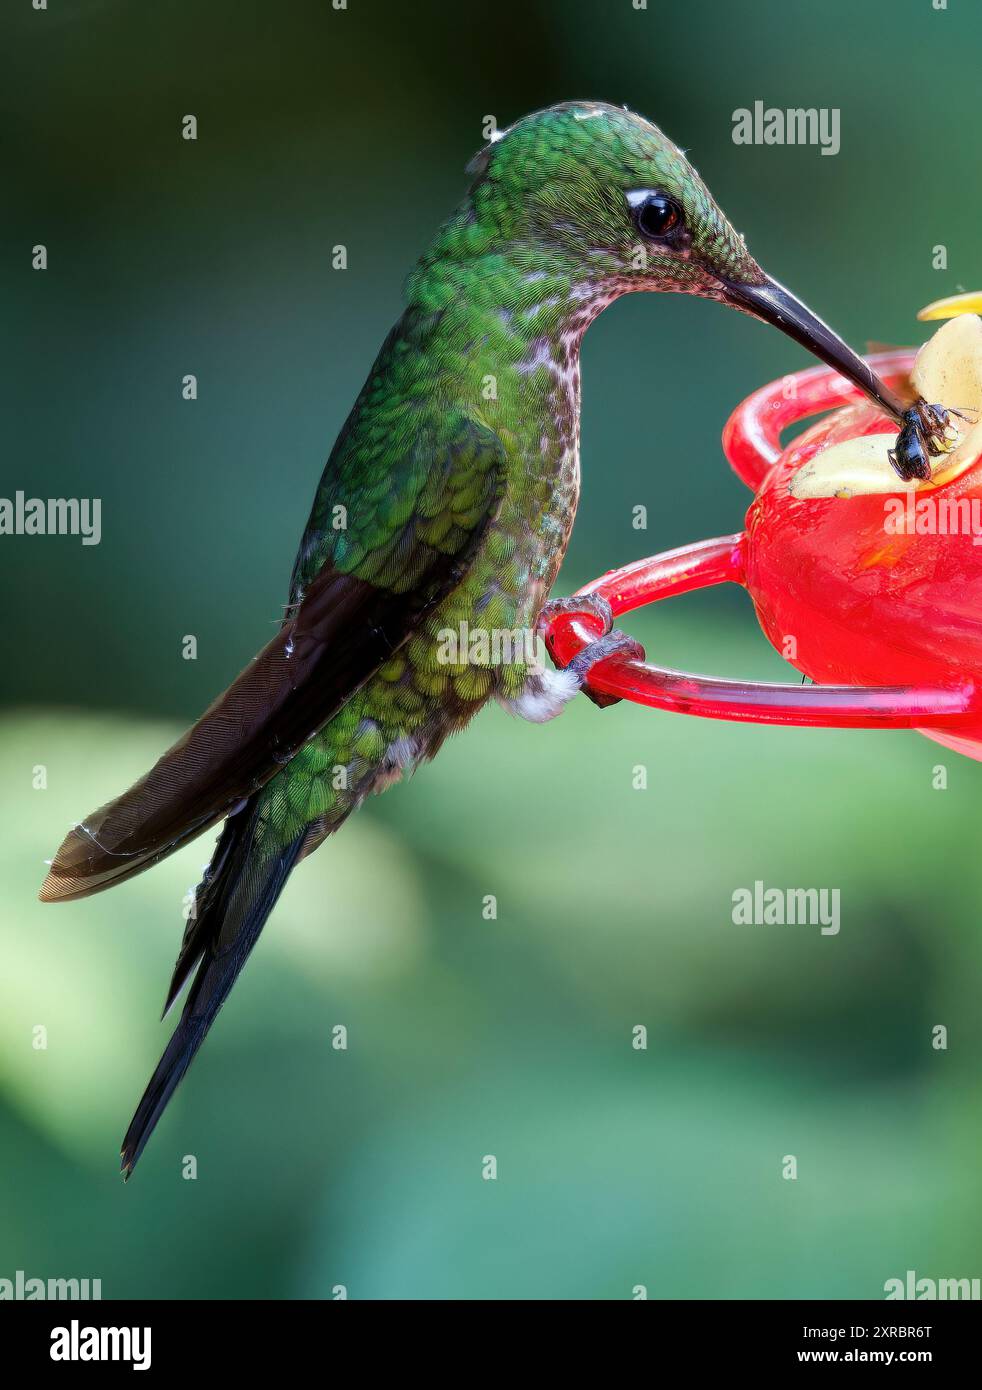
464,101,904,422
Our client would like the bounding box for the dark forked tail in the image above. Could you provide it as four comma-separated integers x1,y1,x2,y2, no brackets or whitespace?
120,799,307,1179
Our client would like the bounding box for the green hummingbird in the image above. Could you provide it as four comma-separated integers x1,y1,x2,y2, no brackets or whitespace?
40,101,907,1177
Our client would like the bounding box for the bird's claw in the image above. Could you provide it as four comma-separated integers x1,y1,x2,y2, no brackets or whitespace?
536,592,614,640
566,629,646,707
538,593,644,707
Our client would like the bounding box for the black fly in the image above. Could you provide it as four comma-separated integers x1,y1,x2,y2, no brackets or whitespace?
888,400,973,481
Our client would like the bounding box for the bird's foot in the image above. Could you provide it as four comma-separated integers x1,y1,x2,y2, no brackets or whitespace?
536,592,615,639
564,629,646,707
537,593,645,709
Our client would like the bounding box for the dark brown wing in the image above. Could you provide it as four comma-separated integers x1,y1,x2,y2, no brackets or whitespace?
40,418,506,902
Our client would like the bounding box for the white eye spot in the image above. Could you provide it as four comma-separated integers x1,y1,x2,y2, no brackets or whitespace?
626,188,659,208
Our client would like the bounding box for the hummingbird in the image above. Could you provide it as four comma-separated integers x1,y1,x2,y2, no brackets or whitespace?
40,101,908,1177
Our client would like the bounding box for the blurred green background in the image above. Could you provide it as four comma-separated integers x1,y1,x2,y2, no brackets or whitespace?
3,0,982,1300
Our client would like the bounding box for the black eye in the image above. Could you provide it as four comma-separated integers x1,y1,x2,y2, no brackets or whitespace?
632,192,682,240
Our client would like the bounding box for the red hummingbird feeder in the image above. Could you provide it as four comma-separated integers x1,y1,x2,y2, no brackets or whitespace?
544,337,982,762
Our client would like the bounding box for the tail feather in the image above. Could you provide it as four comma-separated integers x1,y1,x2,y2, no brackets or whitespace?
120,802,307,1179
161,808,247,1019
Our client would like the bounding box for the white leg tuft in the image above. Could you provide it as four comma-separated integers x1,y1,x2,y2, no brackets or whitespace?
499,666,581,724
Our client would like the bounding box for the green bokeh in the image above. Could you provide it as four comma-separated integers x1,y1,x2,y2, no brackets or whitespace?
2,0,981,1299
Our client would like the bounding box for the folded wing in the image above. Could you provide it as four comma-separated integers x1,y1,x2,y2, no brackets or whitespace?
40,414,506,901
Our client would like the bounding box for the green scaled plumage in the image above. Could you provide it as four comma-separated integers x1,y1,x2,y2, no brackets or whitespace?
39,102,904,1176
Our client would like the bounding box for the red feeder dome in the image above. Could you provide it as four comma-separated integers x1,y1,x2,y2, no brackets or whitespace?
543,349,982,760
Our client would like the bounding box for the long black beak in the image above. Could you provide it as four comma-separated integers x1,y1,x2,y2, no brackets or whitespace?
722,275,907,425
